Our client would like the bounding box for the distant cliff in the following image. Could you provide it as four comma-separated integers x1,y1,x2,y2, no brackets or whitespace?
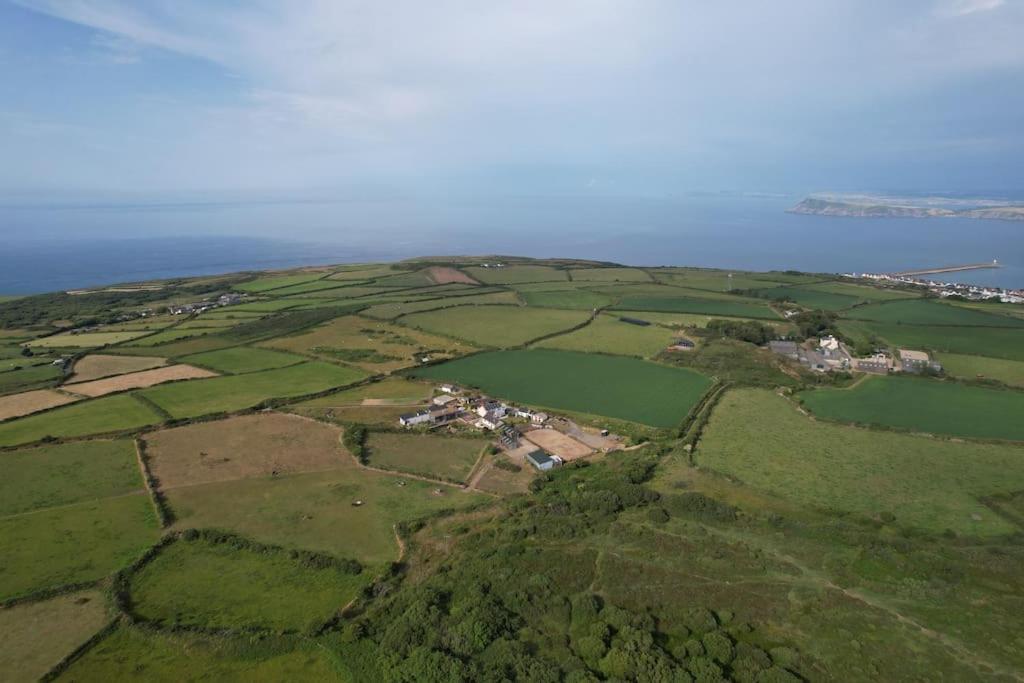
788,197,1024,221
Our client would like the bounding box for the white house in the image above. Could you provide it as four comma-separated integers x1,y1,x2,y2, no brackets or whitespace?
432,394,459,407
531,412,549,425
399,410,432,427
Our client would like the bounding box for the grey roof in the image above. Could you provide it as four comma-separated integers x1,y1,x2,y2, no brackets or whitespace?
526,450,553,466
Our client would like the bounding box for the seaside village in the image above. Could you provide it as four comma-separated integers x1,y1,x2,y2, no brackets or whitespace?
399,384,622,473
768,335,942,375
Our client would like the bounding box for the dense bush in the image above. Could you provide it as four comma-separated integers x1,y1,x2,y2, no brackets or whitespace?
342,423,369,463
706,319,776,345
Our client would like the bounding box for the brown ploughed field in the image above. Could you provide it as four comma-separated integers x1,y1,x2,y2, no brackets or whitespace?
0,389,79,421
64,364,217,397
426,266,479,285
69,354,167,382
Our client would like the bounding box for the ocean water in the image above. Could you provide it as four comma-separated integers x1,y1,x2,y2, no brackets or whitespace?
1,195,1021,294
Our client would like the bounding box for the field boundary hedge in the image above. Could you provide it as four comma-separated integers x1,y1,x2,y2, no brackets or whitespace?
39,617,122,682
134,437,175,527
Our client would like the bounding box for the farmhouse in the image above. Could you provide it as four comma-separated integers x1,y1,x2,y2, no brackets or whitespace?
531,412,549,425
853,353,892,374
432,394,459,407
439,383,461,394
526,449,561,471
898,349,931,372
476,412,504,431
399,409,432,427
475,400,507,418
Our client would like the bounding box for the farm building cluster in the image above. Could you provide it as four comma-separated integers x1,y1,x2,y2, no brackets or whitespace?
769,335,942,375
167,293,245,316
399,383,620,471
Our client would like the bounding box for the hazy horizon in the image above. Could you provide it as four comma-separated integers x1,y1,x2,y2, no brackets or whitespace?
2,0,1023,226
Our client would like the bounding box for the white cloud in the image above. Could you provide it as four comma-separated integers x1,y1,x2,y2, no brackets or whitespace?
938,0,1005,17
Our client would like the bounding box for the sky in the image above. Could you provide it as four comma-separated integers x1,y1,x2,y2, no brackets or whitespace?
1,0,1023,202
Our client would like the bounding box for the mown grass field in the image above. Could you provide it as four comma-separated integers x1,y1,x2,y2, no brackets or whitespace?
365,432,487,482
60,626,340,680
0,362,63,394
519,288,612,310
937,353,1024,387
845,321,1024,361
534,314,677,358
181,346,305,374
401,305,589,347
123,328,218,346
612,295,781,319
844,299,1024,327
0,494,158,601
26,331,149,348
803,281,919,301
144,413,349,489
464,264,567,284
0,590,110,682
66,364,217,397
289,404,413,426
129,536,369,632
140,361,365,418
0,394,162,447
0,439,142,516
234,273,327,293
697,388,1024,534
0,388,78,421
261,314,467,372
412,349,712,428
799,375,1024,441
70,353,167,382
167,469,486,565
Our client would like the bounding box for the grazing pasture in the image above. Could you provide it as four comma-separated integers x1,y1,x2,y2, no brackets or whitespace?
799,375,1024,441
261,314,467,372
297,377,431,405
289,403,413,426
328,265,400,280
803,281,918,301
569,267,651,282
181,346,305,374
412,349,712,428
0,362,63,394
846,322,1024,362
520,288,612,310
0,590,109,682
26,331,149,348
61,626,339,680
0,394,162,447
464,264,568,284
167,469,486,565
474,459,532,495
109,334,236,358
0,494,158,601
65,364,216,397
235,273,327,292
258,280,360,297
612,310,794,332
534,314,676,358
140,361,365,419
123,328,219,346
0,439,142,516
361,290,520,320
755,286,862,311
144,413,348,489
129,536,368,631
697,388,1024,534
70,353,166,382
612,295,781,319
0,388,78,421
402,305,588,347
937,353,1024,387
365,432,487,482
373,269,438,288
844,299,1024,327
652,270,787,292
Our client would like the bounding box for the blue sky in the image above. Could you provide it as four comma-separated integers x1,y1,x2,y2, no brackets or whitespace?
2,0,1023,200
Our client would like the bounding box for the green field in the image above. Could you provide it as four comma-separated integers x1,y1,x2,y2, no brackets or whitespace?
755,286,862,311
412,349,712,428
366,432,486,482
568,267,651,282
167,469,486,565
298,377,432,406
800,375,1024,441
181,346,306,374
234,273,327,293
845,321,1024,361
401,305,589,347
361,291,519,320
534,314,677,358
519,288,612,310
803,281,919,301
844,299,1024,327
612,295,780,319
0,362,63,394
124,328,218,346
937,353,1024,387
0,440,142,516
140,361,365,418
0,494,158,600
464,264,568,284
372,269,437,288
0,394,162,447
0,590,110,681
698,388,1024,534
60,626,339,681
129,536,368,631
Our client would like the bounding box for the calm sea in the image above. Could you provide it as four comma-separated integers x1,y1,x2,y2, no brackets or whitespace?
1,195,1021,294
